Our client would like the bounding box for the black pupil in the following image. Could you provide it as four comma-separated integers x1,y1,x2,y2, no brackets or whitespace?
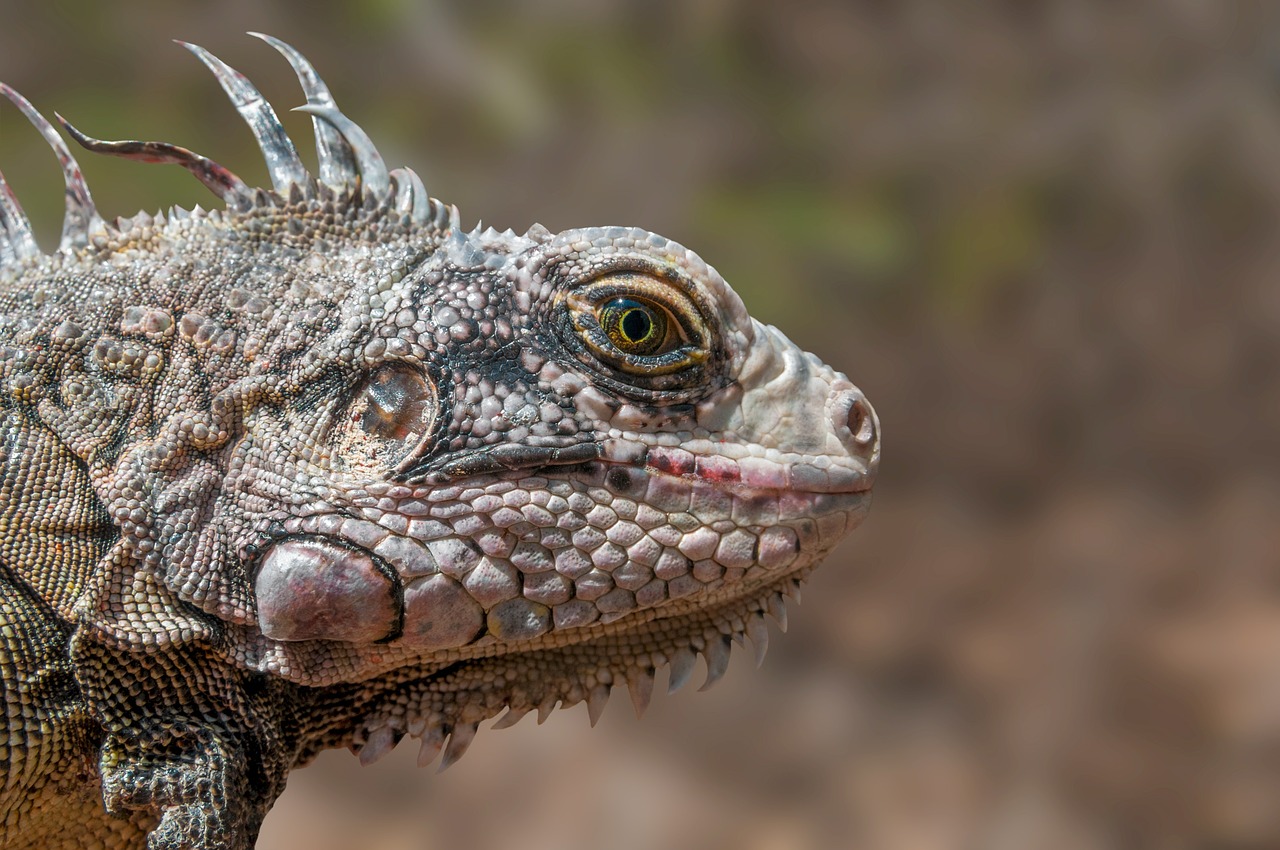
621,307,651,342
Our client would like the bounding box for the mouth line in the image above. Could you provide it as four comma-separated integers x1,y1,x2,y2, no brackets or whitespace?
400,442,603,483
400,440,873,497
625,459,875,498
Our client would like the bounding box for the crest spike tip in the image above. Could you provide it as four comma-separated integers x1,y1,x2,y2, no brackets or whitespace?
179,40,309,192
0,83,103,252
55,113,253,210
250,32,360,188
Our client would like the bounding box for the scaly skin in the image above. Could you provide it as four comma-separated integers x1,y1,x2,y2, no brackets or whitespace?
0,36,878,849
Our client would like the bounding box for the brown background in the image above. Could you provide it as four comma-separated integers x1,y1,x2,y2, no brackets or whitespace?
2,2,1276,848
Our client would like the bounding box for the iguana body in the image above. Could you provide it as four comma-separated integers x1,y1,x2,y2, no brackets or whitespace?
0,36,878,849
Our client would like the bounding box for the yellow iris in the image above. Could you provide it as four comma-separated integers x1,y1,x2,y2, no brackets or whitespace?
600,298,666,356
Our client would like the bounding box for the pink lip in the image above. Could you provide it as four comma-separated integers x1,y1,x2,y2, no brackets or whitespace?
638,446,874,495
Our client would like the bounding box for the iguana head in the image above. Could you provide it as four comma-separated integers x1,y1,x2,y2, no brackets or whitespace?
242,218,878,646
1,36,877,768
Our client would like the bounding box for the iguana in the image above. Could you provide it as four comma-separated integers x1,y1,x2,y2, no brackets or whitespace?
0,35,879,849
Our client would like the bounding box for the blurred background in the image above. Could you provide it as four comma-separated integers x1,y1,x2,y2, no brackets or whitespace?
2,1,1277,848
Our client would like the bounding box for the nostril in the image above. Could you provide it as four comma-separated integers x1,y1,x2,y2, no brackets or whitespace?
848,397,875,446
839,393,877,449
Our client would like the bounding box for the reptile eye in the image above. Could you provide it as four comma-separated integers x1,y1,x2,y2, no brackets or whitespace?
600,298,669,356
566,273,708,378
333,365,437,471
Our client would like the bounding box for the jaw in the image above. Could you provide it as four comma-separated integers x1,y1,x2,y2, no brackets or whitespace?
334,548,826,770
236,457,869,674
306,485,871,770
232,450,872,766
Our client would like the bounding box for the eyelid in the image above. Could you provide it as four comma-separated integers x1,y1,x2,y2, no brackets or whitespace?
565,277,704,342
564,274,709,377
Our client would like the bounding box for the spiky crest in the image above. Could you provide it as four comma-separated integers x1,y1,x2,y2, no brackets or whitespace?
0,34,442,267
